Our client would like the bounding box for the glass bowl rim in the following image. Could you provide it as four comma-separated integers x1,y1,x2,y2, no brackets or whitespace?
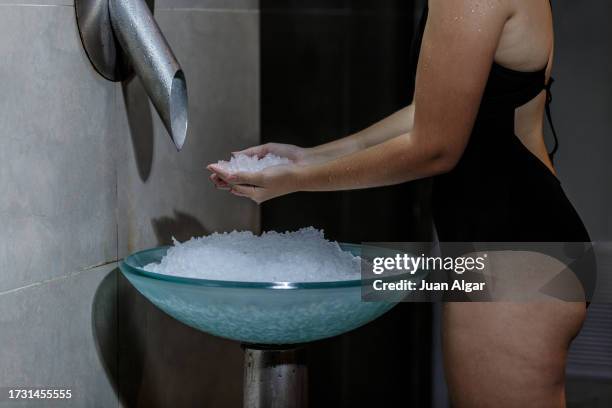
119,243,420,290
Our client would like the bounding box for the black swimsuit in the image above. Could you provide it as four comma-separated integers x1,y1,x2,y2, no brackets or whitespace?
433,61,590,244
413,3,594,300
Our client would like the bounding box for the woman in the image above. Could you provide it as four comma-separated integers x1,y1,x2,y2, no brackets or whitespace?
209,0,590,405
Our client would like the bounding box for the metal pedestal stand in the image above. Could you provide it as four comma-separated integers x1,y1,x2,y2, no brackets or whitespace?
242,344,308,408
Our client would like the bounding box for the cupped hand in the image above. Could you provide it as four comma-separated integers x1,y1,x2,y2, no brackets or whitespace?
207,163,301,204
209,172,230,190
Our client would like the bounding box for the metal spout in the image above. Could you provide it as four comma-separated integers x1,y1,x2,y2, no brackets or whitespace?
109,0,188,150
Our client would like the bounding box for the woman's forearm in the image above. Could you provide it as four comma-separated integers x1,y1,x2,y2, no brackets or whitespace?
295,130,453,192
307,104,415,161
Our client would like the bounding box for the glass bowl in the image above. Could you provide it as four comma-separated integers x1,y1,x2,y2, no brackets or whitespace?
120,243,416,345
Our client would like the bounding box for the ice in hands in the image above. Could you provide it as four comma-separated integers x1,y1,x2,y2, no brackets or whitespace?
214,153,291,174
144,227,361,282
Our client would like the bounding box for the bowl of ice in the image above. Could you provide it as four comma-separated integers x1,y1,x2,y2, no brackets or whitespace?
120,228,416,345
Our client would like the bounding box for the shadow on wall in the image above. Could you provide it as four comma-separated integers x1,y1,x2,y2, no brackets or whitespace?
91,269,120,400
120,0,157,182
122,76,154,182
92,269,244,408
151,210,209,245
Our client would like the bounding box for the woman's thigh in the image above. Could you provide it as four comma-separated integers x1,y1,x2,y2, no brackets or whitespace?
442,301,586,408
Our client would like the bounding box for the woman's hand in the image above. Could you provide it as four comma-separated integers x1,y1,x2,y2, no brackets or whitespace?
207,163,302,204
208,143,312,191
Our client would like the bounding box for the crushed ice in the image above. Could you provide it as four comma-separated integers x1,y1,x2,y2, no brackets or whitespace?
143,227,361,282
215,153,291,174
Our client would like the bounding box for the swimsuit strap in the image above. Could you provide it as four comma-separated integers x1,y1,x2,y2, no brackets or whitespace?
544,78,559,162
545,0,559,163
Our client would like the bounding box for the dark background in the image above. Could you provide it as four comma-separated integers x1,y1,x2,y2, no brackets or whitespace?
260,0,432,406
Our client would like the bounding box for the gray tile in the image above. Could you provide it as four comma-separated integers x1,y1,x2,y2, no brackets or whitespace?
0,264,119,407
0,2,72,6
117,9,260,256
0,1,257,8
0,1,257,10
0,6,118,292
155,0,258,10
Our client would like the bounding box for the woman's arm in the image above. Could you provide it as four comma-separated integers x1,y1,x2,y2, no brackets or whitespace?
211,0,511,203
296,0,510,190
307,103,415,160
231,103,415,166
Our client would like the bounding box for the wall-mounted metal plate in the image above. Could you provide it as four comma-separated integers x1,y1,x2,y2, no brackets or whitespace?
75,0,133,81
74,0,185,150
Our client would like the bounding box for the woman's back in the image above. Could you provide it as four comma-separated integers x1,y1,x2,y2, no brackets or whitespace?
495,0,555,173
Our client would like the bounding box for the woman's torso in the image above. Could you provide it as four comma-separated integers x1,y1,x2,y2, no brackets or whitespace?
427,0,591,243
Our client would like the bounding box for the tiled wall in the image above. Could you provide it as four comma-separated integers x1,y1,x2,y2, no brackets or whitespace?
0,1,259,407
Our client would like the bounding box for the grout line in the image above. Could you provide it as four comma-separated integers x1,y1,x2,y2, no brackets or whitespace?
0,260,119,297
81,258,122,271
114,85,120,286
